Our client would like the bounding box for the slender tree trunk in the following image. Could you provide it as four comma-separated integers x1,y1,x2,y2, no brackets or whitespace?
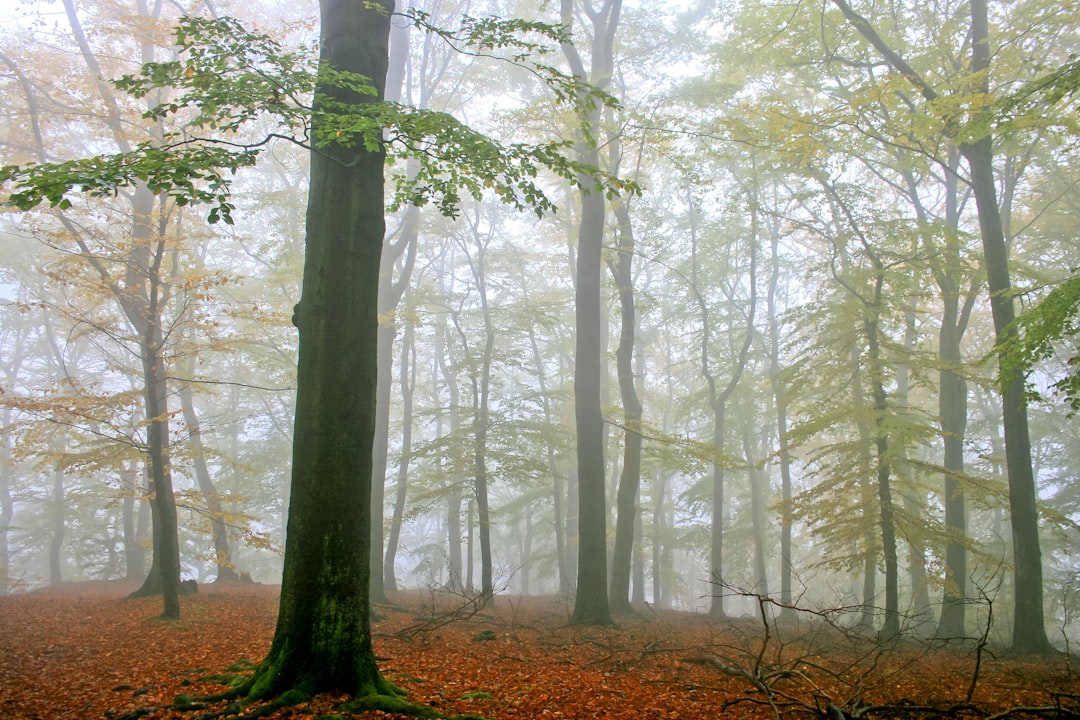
562,0,621,627
121,461,143,582
140,312,181,619
522,505,533,595
528,326,570,595
766,228,796,618
652,470,669,609
631,502,646,607
49,434,65,586
465,498,475,594
903,153,972,639
446,483,463,591
853,354,879,633
608,201,643,614
383,321,415,593
437,316,464,592
179,373,236,582
709,407,727,617
473,238,496,606
741,424,770,603
1,415,13,595
867,322,899,640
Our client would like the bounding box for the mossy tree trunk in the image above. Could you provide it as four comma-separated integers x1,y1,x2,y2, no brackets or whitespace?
244,0,399,699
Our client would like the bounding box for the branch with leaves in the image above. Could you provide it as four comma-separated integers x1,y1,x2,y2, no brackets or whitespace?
1,14,637,224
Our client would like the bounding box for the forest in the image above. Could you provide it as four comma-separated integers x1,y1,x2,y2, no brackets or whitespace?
1,0,1079,717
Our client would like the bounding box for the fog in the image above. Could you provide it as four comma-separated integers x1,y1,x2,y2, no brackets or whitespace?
1,0,1078,650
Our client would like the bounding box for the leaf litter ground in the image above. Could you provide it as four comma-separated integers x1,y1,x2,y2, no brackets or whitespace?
0,582,1076,719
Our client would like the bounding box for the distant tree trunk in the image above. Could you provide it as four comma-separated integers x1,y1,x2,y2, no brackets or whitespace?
708,407,727,617
631,503,646,607
895,296,934,633
383,321,415,592
369,3,419,605
119,460,139,581
938,286,971,637
179,372,237,582
49,434,65,586
446,483,463,591
60,0,181,620
864,286,899,640
472,237,496,606
437,315,464,592
741,424,770,603
820,175,898,639
766,222,795,618
853,354,879,633
608,200,644,615
465,497,475,594
691,191,757,618
0,415,12,595
452,223,496,606
521,505,532,595
651,469,669,609
528,325,570,595
902,154,974,639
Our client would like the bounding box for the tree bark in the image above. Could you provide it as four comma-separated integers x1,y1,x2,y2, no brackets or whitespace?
562,0,622,627
179,371,237,582
383,321,415,592
49,434,65,586
0,410,13,595
963,0,1047,654
608,200,643,614
242,0,399,698
766,227,796,618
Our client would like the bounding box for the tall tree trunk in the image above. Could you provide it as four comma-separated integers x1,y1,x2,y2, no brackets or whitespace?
465,498,475,594
741,423,770,604
631,501,646,607
652,470,669,609
903,153,974,639
121,461,144,582
866,311,900,640
608,200,643,614
437,316,464,592
691,190,758,618
179,370,236,582
766,226,796,618
1,411,13,595
138,288,181,620
369,3,419,605
241,0,399,698
561,0,621,626
853,352,878,633
528,326,570,595
472,234,496,606
49,434,65,586
383,321,415,593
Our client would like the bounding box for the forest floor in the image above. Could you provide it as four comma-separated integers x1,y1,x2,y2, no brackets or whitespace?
0,581,1077,720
